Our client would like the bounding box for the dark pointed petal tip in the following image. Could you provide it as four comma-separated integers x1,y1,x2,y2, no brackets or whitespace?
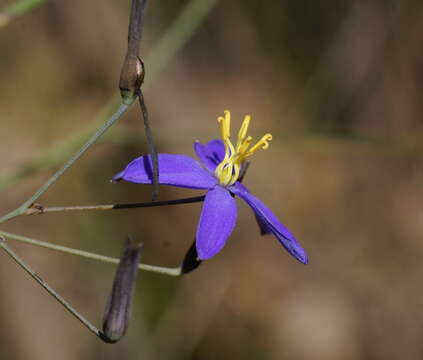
111,170,124,182
272,231,309,265
296,250,309,265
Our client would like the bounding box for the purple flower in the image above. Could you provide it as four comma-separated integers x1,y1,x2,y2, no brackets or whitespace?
113,111,308,264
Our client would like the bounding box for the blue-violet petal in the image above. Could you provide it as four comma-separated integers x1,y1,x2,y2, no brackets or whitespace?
194,139,225,172
230,183,308,264
113,154,217,190
196,186,237,260
232,182,272,235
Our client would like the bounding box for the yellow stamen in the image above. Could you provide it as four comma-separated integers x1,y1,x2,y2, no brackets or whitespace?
236,136,253,159
214,111,272,186
246,134,273,156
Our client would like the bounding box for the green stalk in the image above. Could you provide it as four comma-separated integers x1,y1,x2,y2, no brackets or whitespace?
0,231,181,276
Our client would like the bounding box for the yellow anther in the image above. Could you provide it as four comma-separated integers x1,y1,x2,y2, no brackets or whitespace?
214,111,272,186
217,110,231,140
247,134,272,156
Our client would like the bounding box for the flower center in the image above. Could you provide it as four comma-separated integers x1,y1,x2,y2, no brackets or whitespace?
214,110,272,186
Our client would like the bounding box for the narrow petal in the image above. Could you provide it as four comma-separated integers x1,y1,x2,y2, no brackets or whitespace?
233,182,272,235
254,212,272,235
196,186,237,260
113,154,217,190
230,183,308,264
194,139,225,172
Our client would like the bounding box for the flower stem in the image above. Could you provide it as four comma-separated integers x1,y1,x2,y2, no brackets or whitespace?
0,238,104,339
37,195,206,214
0,231,181,276
113,195,205,209
0,104,130,224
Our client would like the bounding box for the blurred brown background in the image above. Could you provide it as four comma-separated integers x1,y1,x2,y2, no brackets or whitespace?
0,0,423,359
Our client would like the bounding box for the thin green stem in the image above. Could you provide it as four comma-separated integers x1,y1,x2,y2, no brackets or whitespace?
0,231,181,276
38,195,205,214
0,238,104,339
0,95,121,193
42,205,114,213
21,104,129,208
0,104,130,224
0,0,47,27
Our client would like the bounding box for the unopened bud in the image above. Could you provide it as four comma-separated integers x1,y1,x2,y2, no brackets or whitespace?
101,237,142,343
119,57,145,105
